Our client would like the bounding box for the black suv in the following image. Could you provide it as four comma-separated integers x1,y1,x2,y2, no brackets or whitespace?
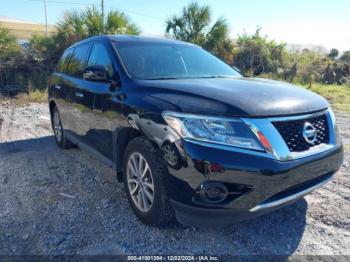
48,35,343,227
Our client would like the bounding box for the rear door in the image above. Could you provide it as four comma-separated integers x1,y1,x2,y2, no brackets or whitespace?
63,42,93,138
50,48,75,133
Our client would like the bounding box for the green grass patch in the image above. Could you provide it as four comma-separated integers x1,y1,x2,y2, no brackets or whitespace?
27,90,48,103
259,74,350,113
302,83,350,113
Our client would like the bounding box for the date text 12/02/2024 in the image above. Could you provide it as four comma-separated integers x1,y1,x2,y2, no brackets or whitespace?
127,255,219,261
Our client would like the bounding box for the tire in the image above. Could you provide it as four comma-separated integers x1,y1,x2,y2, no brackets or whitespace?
51,106,75,149
123,137,175,226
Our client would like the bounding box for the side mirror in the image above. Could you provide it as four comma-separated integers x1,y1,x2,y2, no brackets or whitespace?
83,65,108,82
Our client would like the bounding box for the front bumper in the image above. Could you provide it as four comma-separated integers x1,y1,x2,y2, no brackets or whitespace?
167,141,343,228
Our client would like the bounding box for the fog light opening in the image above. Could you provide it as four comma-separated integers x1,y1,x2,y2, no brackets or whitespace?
200,182,228,204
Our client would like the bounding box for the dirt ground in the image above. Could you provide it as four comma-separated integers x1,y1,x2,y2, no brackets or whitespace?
0,101,349,256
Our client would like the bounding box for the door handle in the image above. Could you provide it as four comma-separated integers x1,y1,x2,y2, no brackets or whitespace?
54,84,61,90
75,92,84,98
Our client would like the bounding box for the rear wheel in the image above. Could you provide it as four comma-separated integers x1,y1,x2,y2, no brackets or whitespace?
52,106,75,149
123,137,174,226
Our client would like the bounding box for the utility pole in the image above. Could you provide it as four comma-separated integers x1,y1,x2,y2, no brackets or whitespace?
44,0,48,36
101,0,105,33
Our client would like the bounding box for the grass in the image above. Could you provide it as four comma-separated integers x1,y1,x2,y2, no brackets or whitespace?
302,83,350,113
0,90,47,105
259,74,350,113
0,20,56,39
27,90,48,103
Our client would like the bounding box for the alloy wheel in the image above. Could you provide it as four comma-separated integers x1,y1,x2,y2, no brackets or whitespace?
126,152,154,212
53,110,63,143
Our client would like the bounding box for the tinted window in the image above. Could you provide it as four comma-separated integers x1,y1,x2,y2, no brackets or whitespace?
114,42,241,80
88,43,114,78
67,43,91,77
56,48,74,73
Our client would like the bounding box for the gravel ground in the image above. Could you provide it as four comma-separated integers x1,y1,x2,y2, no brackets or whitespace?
0,101,349,256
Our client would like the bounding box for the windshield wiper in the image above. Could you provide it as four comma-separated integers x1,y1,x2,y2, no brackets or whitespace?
196,75,236,79
143,75,237,80
144,77,180,80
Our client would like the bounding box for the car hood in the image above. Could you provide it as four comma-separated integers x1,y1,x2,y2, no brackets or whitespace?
136,77,329,117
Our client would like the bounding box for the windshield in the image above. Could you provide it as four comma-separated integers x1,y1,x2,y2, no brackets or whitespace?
114,42,241,80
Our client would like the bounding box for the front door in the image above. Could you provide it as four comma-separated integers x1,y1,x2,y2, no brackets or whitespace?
78,41,122,159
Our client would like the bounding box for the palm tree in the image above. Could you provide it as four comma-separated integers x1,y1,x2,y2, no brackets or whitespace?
165,2,232,60
28,6,140,69
57,6,140,39
47,6,140,63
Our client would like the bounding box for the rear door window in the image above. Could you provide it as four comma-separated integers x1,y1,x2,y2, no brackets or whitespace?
67,43,91,77
56,48,74,73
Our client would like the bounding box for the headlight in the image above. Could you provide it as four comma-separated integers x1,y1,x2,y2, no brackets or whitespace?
162,111,263,151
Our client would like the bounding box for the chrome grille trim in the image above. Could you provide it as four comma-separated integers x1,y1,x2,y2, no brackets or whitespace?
249,175,332,212
242,108,337,161
272,113,329,152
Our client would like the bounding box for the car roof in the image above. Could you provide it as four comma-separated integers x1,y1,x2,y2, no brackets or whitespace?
71,34,197,48
109,35,194,45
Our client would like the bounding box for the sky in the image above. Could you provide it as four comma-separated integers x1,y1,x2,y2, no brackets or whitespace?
1,0,349,51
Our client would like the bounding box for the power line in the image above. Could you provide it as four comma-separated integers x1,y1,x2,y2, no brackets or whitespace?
28,0,165,21
29,0,91,6
116,8,165,21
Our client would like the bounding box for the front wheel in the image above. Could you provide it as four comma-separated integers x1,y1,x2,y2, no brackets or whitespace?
123,137,174,226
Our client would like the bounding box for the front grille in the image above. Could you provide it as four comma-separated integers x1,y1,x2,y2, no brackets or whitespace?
273,113,330,152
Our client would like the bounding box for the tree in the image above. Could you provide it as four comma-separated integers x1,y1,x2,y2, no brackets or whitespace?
21,5,141,91
57,6,140,40
328,48,339,60
0,26,21,61
165,2,233,61
289,49,330,84
28,6,141,68
340,50,350,64
54,6,140,53
233,27,288,75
